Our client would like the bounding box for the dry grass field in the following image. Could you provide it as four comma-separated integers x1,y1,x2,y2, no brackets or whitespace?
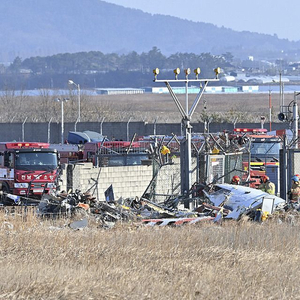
1,91,294,123
1,210,300,299
78,92,295,123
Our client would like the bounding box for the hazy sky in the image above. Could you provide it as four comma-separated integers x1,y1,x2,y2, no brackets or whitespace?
104,0,300,41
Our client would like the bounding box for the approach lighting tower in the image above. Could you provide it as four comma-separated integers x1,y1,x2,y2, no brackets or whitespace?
153,67,220,208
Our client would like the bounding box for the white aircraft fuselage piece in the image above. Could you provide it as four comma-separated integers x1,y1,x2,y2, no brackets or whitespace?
204,183,286,220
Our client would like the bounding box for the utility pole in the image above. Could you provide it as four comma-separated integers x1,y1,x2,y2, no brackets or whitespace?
292,92,299,149
127,117,132,141
269,90,272,131
22,117,27,142
279,71,285,110
48,117,52,143
153,67,220,208
100,117,105,135
54,98,69,144
68,80,81,122
279,71,282,109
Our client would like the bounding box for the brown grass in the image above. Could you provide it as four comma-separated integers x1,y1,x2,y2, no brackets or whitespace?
0,211,300,299
1,92,293,123
81,92,294,123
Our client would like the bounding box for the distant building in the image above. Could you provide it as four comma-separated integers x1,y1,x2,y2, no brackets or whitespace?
204,86,223,93
222,86,238,93
151,85,258,94
152,87,201,94
95,88,144,95
240,86,259,92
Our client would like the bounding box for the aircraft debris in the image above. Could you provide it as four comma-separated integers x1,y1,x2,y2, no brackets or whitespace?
0,179,294,229
202,183,286,221
69,218,88,230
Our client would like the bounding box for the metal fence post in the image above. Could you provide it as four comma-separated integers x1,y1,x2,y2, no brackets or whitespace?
22,117,27,142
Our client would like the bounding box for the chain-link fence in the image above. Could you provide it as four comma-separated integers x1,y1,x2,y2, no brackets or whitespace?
142,159,181,204
141,156,200,204
280,148,300,199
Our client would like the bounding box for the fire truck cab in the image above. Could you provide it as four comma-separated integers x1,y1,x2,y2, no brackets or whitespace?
0,142,60,198
233,128,281,189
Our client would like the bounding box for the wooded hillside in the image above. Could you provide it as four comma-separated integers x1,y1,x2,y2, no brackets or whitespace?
0,0,299,62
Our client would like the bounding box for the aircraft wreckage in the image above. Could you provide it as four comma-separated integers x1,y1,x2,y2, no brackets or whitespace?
0,181,289,229
0,131,295,228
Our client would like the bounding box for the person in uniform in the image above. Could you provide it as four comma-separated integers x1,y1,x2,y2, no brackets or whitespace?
231,175,241,185
289,175,300,203
258,175,275,195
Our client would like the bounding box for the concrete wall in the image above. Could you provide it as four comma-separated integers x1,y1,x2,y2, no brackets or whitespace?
60,162,154,200
59,157,199,202
0,121,289,143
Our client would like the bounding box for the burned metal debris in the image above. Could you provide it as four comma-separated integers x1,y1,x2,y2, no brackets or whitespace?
0,183,296,228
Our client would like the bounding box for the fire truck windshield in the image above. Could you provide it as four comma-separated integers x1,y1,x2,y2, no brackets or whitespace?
15,152,58,171
250,142,280,156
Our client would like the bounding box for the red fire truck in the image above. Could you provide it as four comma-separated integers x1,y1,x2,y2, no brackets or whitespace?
0,142,60,198
83,141,149,166
232,128,281,188
51,140,149,166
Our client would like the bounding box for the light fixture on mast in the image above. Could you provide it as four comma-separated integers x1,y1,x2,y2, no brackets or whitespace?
153,67,220,208
173,68,180,80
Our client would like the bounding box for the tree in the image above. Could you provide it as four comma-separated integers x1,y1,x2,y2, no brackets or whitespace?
8,56,22,73
140,47,166,71
222,52,234,63
119,51,141,71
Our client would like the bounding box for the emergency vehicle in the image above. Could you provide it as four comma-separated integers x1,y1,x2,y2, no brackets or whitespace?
233,128,281,188
0,142,60,198
83,141,149,166
52,140,149,166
